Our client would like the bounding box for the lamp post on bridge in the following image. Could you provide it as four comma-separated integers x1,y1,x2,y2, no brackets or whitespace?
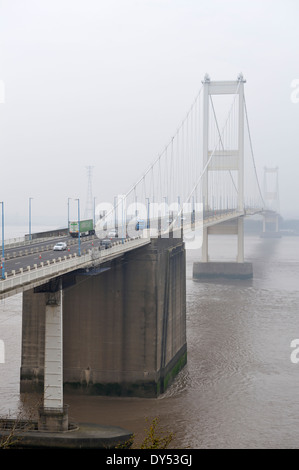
75,198,81,256
177,196,181,228
146,197,150,229
121,195,125,245
67,197,71,232
29,197,33,241
0,201,4,280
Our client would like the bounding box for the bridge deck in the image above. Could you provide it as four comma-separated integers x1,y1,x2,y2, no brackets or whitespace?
0,208,262,299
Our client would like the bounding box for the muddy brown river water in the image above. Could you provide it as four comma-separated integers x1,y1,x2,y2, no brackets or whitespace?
1,234,299,449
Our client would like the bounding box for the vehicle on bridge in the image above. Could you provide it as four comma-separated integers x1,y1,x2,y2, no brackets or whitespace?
100,239,112,249
135,219,146,231
108,229,118,238
69,219,95,238
53,242,67,251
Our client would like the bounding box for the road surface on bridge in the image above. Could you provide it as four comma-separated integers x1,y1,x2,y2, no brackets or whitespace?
3,234,107,275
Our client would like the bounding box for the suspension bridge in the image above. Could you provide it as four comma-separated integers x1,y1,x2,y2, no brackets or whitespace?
94,72,266,277
0,76,279,438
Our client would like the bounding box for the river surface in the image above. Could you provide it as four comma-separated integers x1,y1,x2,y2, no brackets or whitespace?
1,233,299,449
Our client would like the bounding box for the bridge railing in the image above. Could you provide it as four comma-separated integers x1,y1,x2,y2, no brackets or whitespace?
2,234,66,250
3,234,98,260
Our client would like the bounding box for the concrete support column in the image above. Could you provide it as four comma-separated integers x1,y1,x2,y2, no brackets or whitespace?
237,218,244,263
261,212,281,238
44,289,63,409
38,284,68,432
21,237,187,399
202,227,208,262
275,214,279,233
20,289,45,392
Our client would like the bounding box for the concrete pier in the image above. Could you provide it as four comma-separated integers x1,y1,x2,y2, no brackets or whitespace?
261,210,281,238
193,261,253,280
20,234,187,398
194,217,253,280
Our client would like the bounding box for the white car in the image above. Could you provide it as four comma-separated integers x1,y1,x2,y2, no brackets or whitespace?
108,229,118,238
53,242,67,251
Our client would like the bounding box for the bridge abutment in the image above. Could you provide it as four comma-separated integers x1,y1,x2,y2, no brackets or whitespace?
20,235,187,398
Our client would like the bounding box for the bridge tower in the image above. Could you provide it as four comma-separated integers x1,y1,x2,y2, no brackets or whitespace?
261,166,281,237
194,74,253,279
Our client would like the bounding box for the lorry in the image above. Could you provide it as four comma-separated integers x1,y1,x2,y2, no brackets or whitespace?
69,219,95,238
135,219,147,230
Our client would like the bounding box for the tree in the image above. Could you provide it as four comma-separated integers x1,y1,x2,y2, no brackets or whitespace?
117,416,174,449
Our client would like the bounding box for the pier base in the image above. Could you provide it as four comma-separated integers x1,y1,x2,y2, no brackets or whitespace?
38,406,69,432
193,261,253,280
260,232,281,239
0,420,132,449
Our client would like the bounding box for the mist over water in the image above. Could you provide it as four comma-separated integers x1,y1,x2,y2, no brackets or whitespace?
1,234,299,448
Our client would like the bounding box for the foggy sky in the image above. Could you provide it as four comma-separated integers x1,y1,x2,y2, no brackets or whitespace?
0,0,298,227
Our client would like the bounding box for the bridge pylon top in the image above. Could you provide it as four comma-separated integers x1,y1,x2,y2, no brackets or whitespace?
201,74,246,95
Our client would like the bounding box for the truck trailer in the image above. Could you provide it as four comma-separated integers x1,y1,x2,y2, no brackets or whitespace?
69,219,95,237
